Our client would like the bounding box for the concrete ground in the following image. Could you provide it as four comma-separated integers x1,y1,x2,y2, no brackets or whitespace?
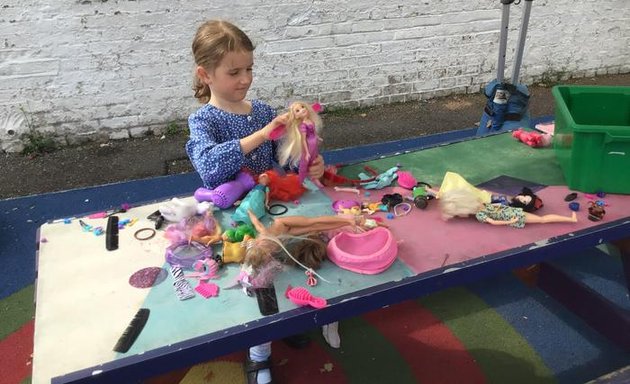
1,73,629,199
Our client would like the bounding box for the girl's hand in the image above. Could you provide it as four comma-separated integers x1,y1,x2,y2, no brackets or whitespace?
260,113,289,139
308,155,324,180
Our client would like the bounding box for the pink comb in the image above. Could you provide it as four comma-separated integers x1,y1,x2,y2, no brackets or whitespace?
285,285,327,309
195,281,219,298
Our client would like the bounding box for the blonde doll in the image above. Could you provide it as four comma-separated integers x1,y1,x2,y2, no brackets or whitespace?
277,101,323,187
439,187,577,228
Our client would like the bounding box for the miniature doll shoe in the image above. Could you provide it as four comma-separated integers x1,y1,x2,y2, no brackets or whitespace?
285,285,327,309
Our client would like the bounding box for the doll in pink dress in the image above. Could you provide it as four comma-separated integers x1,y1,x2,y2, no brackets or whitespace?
278,101,323,187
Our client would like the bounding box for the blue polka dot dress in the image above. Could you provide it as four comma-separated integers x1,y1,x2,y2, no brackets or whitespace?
186,100,277,189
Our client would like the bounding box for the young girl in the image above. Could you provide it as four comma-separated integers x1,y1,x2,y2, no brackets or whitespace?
187,20,325,384
186,20,325,190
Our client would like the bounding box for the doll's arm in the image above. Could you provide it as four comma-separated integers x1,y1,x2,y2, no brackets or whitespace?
264,186,270,208
484,217,519,226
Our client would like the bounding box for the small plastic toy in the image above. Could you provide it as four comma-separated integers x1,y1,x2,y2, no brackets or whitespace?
285,285,327,308
194,171,255,209
411,182,435,209
512,128,552,148
326,227,398,274
588,201,606,221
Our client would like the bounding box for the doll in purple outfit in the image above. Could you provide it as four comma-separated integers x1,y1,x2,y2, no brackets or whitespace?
278,101,324,187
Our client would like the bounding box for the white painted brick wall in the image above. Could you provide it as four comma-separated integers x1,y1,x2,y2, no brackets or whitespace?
0,0,628,151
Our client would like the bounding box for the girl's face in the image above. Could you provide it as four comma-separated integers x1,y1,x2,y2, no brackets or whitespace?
291,103,309,120
202,50,254,104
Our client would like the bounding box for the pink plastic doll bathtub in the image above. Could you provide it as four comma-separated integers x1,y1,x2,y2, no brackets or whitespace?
327,227,398,274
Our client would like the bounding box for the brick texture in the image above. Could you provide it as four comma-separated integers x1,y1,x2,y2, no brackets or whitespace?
0,0,628,151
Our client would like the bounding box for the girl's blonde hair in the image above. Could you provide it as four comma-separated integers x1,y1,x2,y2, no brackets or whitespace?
191,20,254,103
438,187,483,220
277,101,323,167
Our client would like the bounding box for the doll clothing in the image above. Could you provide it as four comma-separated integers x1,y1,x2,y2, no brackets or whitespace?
232,184,269,225
187,100,277,189
298,122,319,183
476,203,526,228
438,171,493,204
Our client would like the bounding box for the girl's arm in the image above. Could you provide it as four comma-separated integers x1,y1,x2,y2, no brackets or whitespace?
186,114,245,189
240,113,288,154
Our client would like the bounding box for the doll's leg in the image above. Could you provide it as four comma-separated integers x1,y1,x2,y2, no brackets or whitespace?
298,158,308,183
524,211,577,224
272,215,355,236
247,210,269,235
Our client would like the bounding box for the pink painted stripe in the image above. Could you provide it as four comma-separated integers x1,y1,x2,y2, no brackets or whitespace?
363,301,486,384
0,320,34,384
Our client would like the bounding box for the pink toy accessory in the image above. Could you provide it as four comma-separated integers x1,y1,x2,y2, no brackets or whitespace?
285,285,327,308
195,281,220,298
512,128,552,148
327,227,398,274
194,171,255,209
396,170,417,189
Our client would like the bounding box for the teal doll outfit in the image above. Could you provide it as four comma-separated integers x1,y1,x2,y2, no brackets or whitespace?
232,184,269,225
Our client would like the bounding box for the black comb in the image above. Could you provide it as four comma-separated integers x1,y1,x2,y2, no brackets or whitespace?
106,215,119,251
113,308,150,353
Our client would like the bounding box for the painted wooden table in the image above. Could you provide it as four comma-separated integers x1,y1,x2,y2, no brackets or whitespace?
32,132,630,384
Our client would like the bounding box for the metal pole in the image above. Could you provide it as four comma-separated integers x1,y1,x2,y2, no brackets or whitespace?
496,0,515,83
511,0,533,84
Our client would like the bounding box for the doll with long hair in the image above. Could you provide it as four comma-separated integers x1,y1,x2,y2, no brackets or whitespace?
439,187,577,228
277,101,323,187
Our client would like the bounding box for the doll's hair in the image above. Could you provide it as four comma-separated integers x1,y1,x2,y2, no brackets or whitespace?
438,187,483,220
164,211,218,245
284,234,327,270
245,233,327,270
510,187,543,212
191,20,254,103
265,169,307,201
277,101,323,167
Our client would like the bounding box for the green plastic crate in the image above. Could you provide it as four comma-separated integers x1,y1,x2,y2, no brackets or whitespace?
552,85,630,194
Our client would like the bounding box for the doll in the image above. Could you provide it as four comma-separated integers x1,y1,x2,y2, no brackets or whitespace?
435,172,543,213
231,172,270,225
439,187,577,228
265,169,307,202
277,101,323,187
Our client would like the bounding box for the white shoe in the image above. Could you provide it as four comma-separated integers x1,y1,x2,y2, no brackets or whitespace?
322,322,341,348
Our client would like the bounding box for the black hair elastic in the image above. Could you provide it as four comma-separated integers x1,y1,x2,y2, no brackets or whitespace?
134,228,156,241
267,203,288,216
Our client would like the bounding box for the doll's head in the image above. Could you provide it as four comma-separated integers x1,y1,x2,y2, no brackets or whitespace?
257,172,270,186
438,188,484,220
192,20,254,103
510,187,543,212
287,102,322,129
244,234,327,270
243,236,279,269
